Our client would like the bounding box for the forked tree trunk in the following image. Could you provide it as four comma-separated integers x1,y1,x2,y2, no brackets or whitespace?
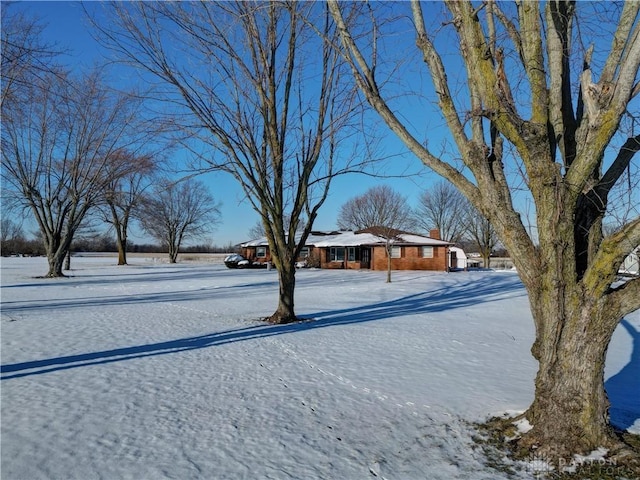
520,282,620,458
46,253,66,277
45,236,72,277
267,260,297,324
168,241,178,263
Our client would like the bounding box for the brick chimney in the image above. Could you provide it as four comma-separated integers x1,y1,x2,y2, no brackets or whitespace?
429,228,441,240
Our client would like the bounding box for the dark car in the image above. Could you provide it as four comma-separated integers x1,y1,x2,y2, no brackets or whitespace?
224,254,250,268
224,254,268,269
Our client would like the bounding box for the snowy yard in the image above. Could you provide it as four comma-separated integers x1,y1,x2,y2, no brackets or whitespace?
1,256,638,479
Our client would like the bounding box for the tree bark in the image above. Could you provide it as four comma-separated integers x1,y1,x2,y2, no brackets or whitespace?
267,259,298,324
117,237,127,266
114,216,128,265
168,247,178,264
46,247,67,278
522,282,619,458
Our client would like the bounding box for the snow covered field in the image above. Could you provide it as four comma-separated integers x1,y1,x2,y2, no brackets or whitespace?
1,256,638,479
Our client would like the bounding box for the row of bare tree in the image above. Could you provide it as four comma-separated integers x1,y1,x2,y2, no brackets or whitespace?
1,9,221,274
2,0,639,469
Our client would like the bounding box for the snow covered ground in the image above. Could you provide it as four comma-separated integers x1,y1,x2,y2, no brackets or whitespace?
1,256,638,479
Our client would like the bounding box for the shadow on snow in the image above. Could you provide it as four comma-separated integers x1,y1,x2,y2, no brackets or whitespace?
0,280,279,313
0,264,251,290
1,274,524,380
605,318,640,431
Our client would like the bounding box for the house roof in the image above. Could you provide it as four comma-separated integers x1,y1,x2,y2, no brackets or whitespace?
240,230,453,248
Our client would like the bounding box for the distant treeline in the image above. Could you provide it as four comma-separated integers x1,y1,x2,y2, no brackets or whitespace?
2,235,239,257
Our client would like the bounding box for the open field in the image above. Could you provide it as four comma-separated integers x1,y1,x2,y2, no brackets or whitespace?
1,256,638,479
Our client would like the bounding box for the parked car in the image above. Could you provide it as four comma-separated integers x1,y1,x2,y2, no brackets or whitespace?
224,254,268,269
224,254,249,268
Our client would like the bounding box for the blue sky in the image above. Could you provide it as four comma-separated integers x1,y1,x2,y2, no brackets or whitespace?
8,2,636,248
10,1,444,247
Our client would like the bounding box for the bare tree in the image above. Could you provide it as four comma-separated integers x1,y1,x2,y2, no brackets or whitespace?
1,68,145,277
1,5,61,108
95,1,364,323
330,0,640,463
102,150,156,265
247,213,304,241
0,218,25,255
247,220,266,242
338,184,415,282
462,203,499,269
138,178,221,264
415,180,467,242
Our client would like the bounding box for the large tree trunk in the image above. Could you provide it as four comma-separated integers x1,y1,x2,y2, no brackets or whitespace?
44,234,72,278
267,259,297,324
520,278,620,458
46,250,67,277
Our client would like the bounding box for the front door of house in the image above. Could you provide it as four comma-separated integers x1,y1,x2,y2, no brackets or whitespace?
360,248,371,269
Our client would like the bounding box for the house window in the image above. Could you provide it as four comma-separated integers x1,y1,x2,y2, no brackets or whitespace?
256,246,267,258
422,246,434,258
347,247,356,262
330,247,345,262
299,247,310,258
390,246,402,258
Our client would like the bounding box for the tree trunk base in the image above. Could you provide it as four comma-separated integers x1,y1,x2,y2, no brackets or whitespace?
43,272,67,278
476,415,640,478
264,312,300,325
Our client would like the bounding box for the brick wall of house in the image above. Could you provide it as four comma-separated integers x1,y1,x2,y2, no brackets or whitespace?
317,249,345,269
243,244,448,271
317,248,366,270
370,245,448,271
243,246,313,265
242,246,271,263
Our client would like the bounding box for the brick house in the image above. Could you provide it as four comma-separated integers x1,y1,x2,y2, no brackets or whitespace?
240,228,457,272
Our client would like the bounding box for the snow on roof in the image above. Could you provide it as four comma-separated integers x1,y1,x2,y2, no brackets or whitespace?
240,237,271,247
240,230,452,248
396,234,451,246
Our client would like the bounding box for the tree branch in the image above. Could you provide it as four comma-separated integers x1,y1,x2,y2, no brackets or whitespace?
592,134,640,207
601,1,640,84
569,11,640,192
583,216,640,298
545,1,576,165
519,1,547,124
607,275,640,320
328,0,479,202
